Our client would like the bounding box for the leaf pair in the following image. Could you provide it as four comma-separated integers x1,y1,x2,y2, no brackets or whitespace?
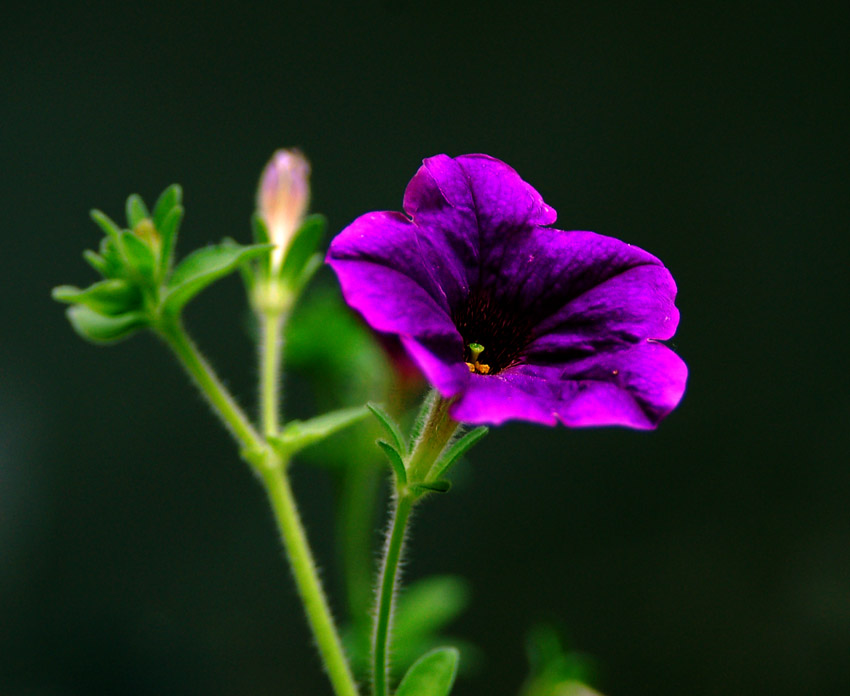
368,402,487,495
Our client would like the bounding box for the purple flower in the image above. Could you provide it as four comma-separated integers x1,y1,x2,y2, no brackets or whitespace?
327,154,687,429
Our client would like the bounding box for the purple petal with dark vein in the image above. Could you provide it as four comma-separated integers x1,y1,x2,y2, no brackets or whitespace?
327,210,468,395
401,154,557,306
493,229,679,348
450,341,687,429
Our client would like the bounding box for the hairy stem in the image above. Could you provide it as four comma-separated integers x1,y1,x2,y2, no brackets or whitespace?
158,318,264,454
372,394,459,696
160,316,358,696
372,493,413,696
260,309,285,436
262,464,360,696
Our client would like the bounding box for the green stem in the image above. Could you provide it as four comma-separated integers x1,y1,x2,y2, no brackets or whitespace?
158,318,264,454
372,493,414,696
262,464,360,696
260,309,284,436
372,394,459,696
160,317,358,696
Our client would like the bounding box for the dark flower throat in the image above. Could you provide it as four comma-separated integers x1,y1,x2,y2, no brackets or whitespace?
452,288,535,374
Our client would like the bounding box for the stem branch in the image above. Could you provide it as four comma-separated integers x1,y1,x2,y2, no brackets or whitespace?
158,319,264,453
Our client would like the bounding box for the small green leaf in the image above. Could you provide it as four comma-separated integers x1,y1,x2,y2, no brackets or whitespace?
269,405,369,458
396,647,460,696
430,427,488,481
152,184,182,229
120,230,156,281
66,305,148,344
367,402,407,455
377,440,407,485
90,209,123,241
279,214,325,285
82,250,108,275
125,194,149,228
157,205,184,275
411,480,451,495
52,279,142,316
162,242,271,316
251,212,271,245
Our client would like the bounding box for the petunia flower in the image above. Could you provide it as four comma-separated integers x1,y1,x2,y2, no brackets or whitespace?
327,154,687,428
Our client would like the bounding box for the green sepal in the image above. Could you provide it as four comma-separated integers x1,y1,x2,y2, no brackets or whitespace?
395,647,460,696
52,279,142,316
411,480,451,495
152,184,182,229
66,305,148,344
367,402,407,455
377,440,407,486
98,237,125,278
268,405,369,458
409,389,438,446
90,209,123,242
161,242,272,316
82,250,108,275
125,194,150,228
157,205,183,276
430,426,488,481
251,212,271,245
279,214,325,288
120,230,157,281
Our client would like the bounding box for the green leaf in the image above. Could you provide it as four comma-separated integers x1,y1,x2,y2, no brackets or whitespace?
251,212,271,244
395,647,460,696
90,209,123,241
66,305,148,344
125,194,149,228
411,480,451,495
430,426,488,481
376,440,407,485
157,205,184,275
82,250,108,275
269,405,369,458
162,242,271,316
152,184,182,229
120,230,156,281
52,279,142,316
279,214,325,286
367,402,407,455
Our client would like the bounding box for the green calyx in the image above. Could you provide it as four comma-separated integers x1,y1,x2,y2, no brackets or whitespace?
53,184,272,344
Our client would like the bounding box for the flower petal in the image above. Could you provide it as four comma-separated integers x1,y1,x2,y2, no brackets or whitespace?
497,229,680,357
401,154,557,306
327,210,468,395
450,340,687,429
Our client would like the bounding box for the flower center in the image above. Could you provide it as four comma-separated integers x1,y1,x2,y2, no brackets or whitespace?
453,288,535,375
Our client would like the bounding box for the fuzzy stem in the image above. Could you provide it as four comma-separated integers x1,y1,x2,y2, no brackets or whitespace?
262,464,360,696
160,317,358,696
372,493,413,696
371,394,459,696
157,318,264,454
260,309,285,436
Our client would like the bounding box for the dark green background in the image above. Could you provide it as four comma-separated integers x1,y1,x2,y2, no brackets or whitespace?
2,2,848,694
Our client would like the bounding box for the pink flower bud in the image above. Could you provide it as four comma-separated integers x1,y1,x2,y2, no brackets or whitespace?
258,149,311,271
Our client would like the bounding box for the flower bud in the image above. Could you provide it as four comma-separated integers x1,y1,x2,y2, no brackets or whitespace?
257,149,311,272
